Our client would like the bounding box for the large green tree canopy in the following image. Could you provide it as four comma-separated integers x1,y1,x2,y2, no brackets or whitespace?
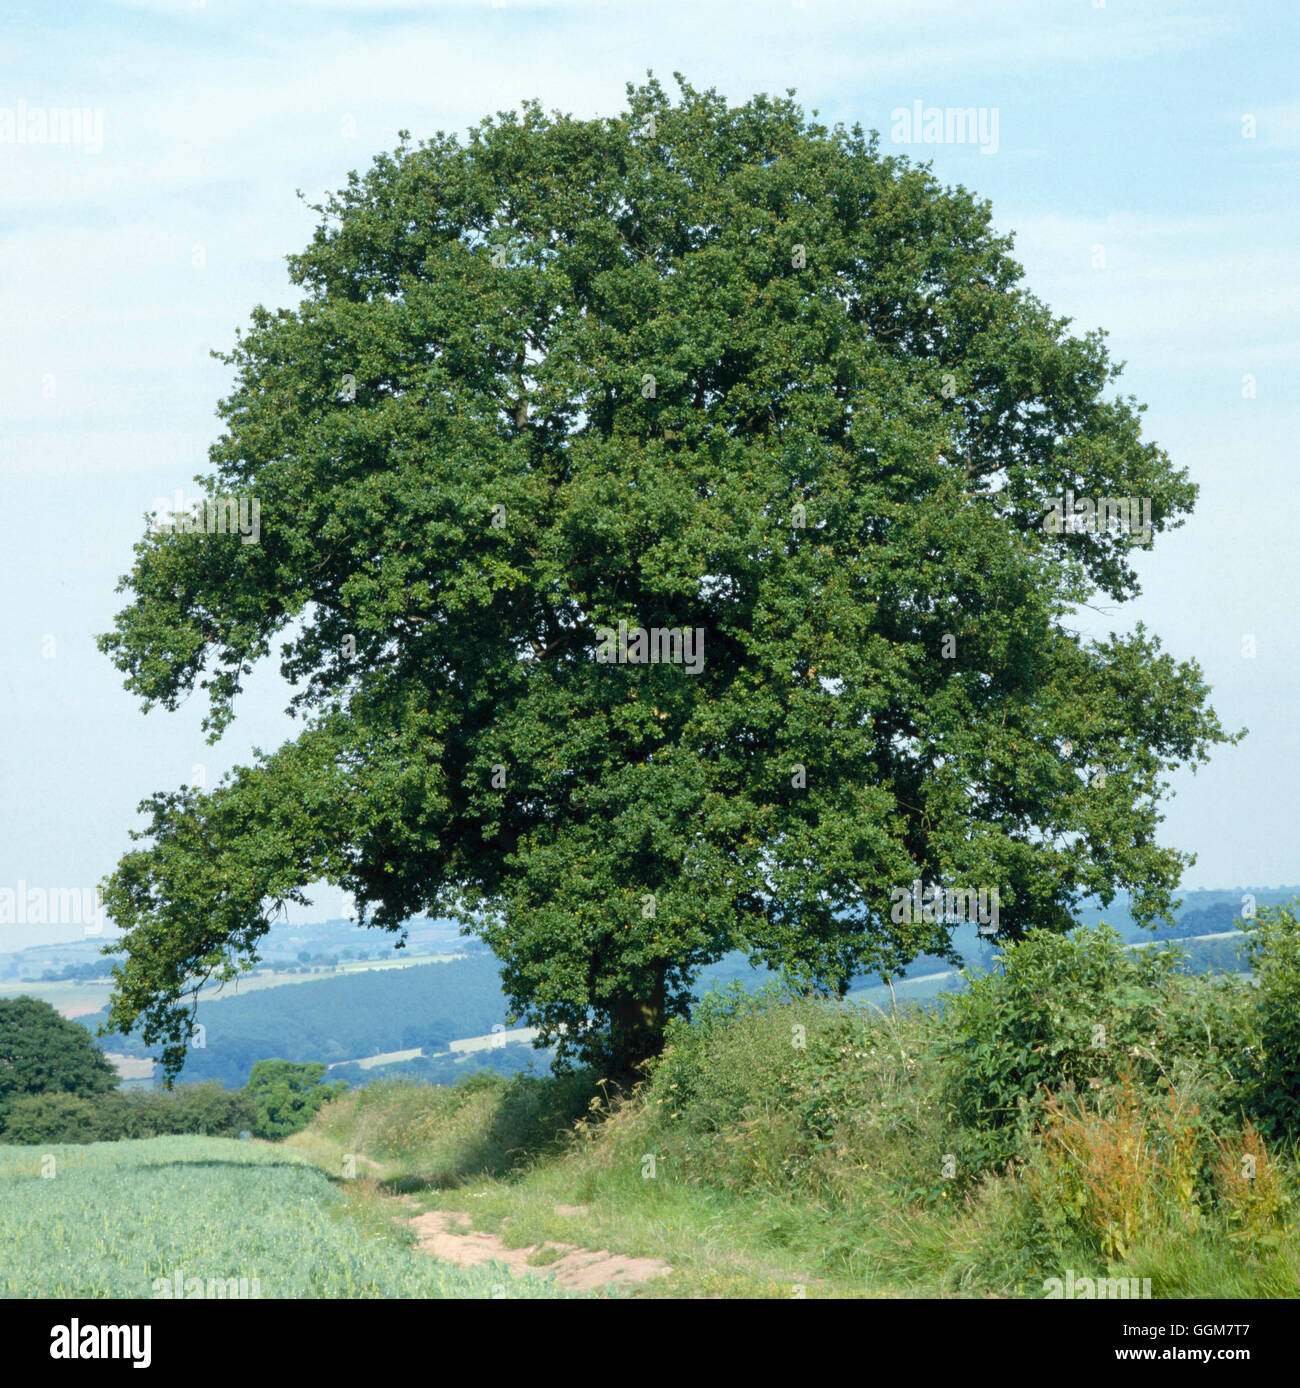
99,76,1237,1079
0,996,119,1126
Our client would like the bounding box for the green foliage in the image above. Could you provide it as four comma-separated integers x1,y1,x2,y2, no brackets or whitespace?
121,1083,258,1139
2,1093,104,1144
98,76,1236,1080
0,997,118,1127
938,926,1248,1169
1239,899,1300,1140
292,949,1300,1297
638,983,948,1205
244,1060,347,1139
648,980,802,1124
1,1083,257,1144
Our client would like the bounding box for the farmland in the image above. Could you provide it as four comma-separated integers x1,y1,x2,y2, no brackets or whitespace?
0,949,462,1021
0,1136,571,1298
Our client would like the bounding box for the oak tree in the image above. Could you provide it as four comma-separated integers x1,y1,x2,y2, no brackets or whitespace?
99,76,1237,1080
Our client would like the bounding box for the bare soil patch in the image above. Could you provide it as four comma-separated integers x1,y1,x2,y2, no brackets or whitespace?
406,1207,671,1291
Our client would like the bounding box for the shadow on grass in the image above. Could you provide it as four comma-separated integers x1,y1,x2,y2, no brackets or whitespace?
379,1173,443,1194
131,1157,318,1174
385,1068,629,1190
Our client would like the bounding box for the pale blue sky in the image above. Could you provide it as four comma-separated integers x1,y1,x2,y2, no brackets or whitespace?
2,0,1296,949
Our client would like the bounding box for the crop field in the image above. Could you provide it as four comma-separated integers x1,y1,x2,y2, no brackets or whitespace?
0,950,460,1022
0,979,115,1019
0,1137,571,1298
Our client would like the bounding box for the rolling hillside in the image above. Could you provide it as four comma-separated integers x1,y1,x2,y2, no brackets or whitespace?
6,888,1284,1094
93,953,516,1088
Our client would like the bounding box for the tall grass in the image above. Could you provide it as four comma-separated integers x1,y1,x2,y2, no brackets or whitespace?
293,936,1300,1298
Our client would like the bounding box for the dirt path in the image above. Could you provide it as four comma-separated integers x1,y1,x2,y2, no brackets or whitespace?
406,1205,672,1292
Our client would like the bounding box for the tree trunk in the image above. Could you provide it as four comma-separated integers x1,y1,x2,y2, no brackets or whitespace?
607,964,667,1084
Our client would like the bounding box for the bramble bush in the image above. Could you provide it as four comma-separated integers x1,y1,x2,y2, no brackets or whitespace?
937,925,1249,1171
1238,900,1300,1140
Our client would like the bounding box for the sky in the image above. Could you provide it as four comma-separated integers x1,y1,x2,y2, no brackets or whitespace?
2,0,1296,951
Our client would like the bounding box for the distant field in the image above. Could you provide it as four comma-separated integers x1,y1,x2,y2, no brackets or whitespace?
327,1026,543,1075
0,949,460,1021
0,979,115,1018
329,1046,424,1072
0,1137,570,1298
103,1053,155,1084
448,1024,540,1054
848,970,962,1011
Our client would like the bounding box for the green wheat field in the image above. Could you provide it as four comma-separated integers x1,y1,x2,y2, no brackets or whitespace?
0,1137,563,1298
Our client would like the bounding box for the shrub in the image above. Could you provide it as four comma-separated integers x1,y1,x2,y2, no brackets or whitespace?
647,982,808,1132
636,982,950,1204
938,925,1248,1170
0,1077,256,1143
0,1084,257,1144
1239,900,1300,1140
244,1061,348,1139
1,1092,104,1144
783,1004,949,1205
124,1083,258,1138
